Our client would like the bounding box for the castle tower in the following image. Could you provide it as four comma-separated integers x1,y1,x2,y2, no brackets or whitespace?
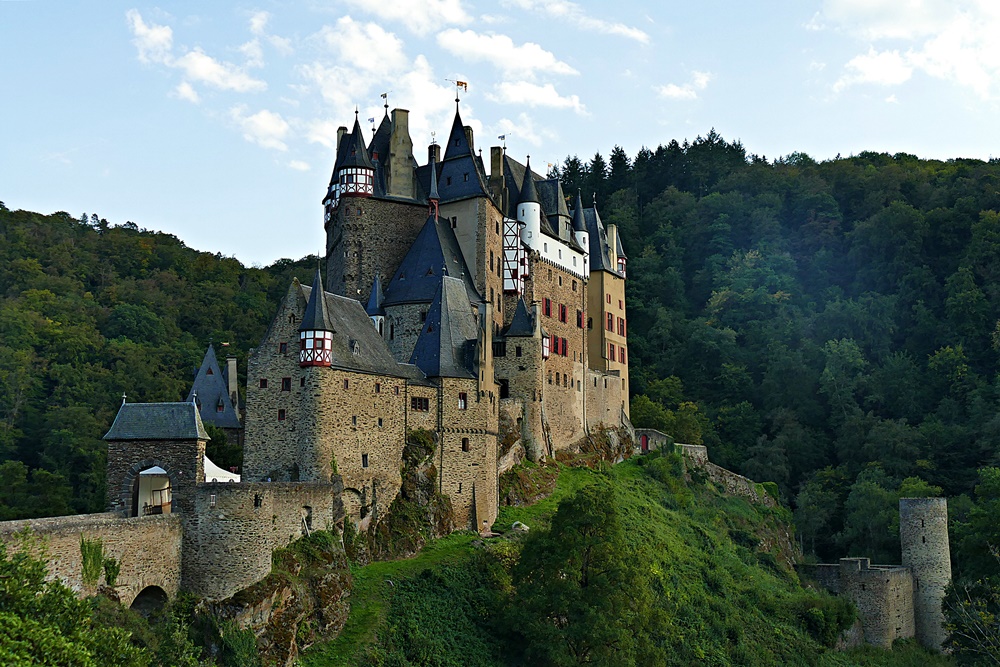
517,157,542,251
899,497,951,651
325,113,375,211
299,268,335,367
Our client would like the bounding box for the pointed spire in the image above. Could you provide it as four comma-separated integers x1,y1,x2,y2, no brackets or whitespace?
504,298,534,338
428,156,440,219
300,267,335,333
518,157,540,205
572,189,587,232
340,114,376,170
365,274,385,316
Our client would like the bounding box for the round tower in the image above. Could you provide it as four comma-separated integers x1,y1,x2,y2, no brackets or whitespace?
517,157,542,250
899,497,951,652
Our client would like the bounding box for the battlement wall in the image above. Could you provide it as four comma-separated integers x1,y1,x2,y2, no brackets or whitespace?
678,444,777,509
838,558,915,648
0,512,182,607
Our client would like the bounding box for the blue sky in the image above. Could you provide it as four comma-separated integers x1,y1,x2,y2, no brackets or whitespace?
3,1,1000,265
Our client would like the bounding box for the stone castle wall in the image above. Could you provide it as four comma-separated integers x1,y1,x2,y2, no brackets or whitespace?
0,512,182,607
182,481,342,601
326,197,428,303
494,335,546,460
837,559,915,649
586,369,625,432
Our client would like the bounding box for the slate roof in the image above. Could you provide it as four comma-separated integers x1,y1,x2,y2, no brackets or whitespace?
503,298,535,338
382,213,482,307
298,283,425,380
518,158,541,205
409,276,479,379
105,402,211,441
300,268,335,332
339,116,376,170
616,227,627,259
365,274,386,316
584,206,621,276
571,190,587,232
427,157,440,201
443,107,471,162
185,344,242,429
369,112,392,197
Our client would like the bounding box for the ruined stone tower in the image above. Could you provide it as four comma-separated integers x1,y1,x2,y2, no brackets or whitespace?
899,497,951,651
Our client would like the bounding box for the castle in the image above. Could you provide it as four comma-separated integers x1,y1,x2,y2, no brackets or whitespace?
0,100,632,608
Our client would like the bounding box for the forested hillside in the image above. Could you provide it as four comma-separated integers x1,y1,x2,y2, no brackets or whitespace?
0,203,316,519
552,136,1000,563
4,136,1000,567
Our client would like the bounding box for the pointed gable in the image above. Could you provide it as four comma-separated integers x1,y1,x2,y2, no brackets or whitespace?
366,274,385,316
586,206,615,273
382,214,481,307
409,276,478,379
503,298,535,338
443,108,472,161
186,344,241,429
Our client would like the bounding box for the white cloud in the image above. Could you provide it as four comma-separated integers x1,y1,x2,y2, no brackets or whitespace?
821,1,1000,98
249,11,269,36
316,17,409,73
126,10,267,93
489,81,586,113
885,94,899,103
501,0,648,44
174,49,267,92
436,29,577,78
126,9,173,64
173,81,200,103
340,0,472,35
239,39,264,68
655,70,712,101
288,160,311,171
834,48,912,91
229,106,290,150
494,113,554,147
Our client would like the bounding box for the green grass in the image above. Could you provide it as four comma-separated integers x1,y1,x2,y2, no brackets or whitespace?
300,532,478,667
492,463,593,531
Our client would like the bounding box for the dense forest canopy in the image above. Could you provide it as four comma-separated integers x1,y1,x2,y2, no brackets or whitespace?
4,133,1000,566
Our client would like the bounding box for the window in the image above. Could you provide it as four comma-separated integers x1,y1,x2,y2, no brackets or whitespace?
608,343,616,361
619,299,624,310
362,454,369,468
446,176,452,186
378,418,383,427
607,293,612,304
620,348,627,364
411,396,430,411
375,383,381,394
394,386,400,395
572,280,577,291
259,378,268,389
458,392,468,410
515,345,522,357
559,304,567,323
281,377,291,391
279,342,288,353
216,402,224,413
343,379,349,389
207,368,213,375
420,310,427,322
462,437,470,452
390,323,395,340
300,377,305,387
209,494,217,508
544,243,548,252
458,482,462,493
618,318,626,336
558,276,562,286
577,310,583,328
451,216,457,229
463,173,469,182
543,298,551,316
278,409,286,421
607,313,614,331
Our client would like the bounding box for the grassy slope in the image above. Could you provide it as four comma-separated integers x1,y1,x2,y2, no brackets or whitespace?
302,456,954,667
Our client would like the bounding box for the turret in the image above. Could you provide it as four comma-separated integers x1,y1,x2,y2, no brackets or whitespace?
299,268,335,367
900,497,951,652
518,158,542,250
572,190,590,277
325,113,375,211
365,274,386,336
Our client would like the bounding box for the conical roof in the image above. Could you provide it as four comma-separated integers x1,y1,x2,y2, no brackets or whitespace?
428,157,440,201
366,274,385,316
300,268,335,332
382,214,481,307
572,190,587,232
339,115,376,170
518,158,540,205
442,108,472,162
503,298,534,338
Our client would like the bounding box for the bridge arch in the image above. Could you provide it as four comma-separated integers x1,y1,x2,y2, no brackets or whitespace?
129,585,168,616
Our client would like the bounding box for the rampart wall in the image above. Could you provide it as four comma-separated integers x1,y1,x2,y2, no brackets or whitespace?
0,512,182,607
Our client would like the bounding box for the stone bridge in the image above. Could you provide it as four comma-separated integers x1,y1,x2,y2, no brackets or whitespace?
0,511,182,609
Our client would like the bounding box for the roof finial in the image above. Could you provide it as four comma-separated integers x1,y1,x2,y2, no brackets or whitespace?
192,391,197,405
381,91,389,114
121,392,127,406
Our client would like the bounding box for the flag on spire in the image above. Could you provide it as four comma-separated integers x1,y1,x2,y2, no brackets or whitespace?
456,80,468,91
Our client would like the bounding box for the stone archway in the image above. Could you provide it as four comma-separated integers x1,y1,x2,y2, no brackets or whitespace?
119,460,180,517
129,585,168,616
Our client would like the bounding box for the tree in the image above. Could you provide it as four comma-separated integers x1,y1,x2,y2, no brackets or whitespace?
511,483,657,665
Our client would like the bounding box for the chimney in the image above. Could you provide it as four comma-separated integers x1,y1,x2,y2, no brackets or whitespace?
336,126,348,153
607,223,619,268
490,146,505,202
226,356,240,418
464,126,475,153
387,108,415,198
428,143,441,164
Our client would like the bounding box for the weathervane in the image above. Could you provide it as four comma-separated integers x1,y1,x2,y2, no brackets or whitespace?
446,79,468,106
